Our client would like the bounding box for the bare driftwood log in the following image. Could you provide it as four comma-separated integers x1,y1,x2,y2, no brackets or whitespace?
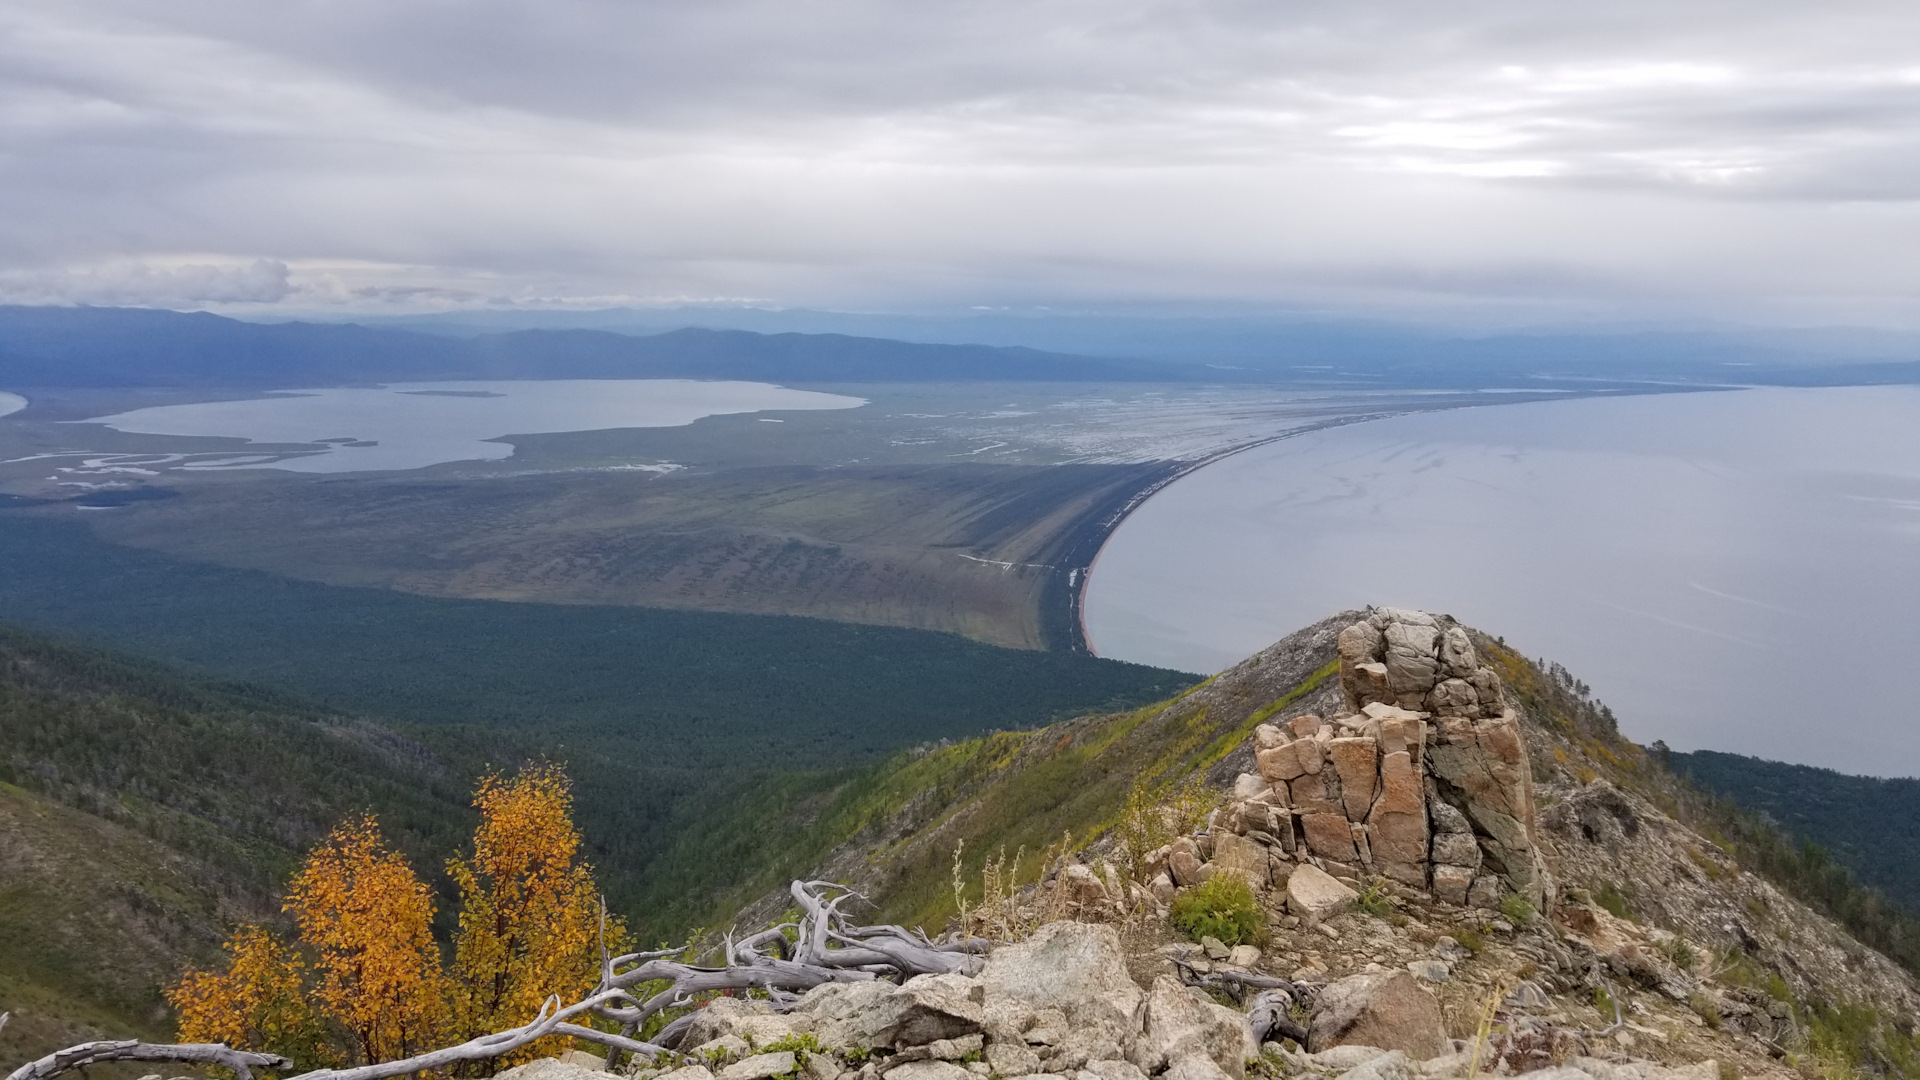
4,1041,293,1080
8,881,995,1080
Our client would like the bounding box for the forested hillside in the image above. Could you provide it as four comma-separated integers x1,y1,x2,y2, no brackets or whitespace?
1669,749,1920,914
0,629,473,1066
0,514,1194,936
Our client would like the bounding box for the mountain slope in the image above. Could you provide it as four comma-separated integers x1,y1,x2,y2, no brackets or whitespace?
0,306,1193,387
0,627,474,1068
784,607,1920,1078
1666,750,1920,915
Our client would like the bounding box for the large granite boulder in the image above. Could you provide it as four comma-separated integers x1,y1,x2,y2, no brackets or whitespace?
1132,975,1255,1080
1307,971,1450,1061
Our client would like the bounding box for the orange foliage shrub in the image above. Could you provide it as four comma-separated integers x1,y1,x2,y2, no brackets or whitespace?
286,815,449,1065
449,765,620,1066
167,925,331,1066
168,768,619,1070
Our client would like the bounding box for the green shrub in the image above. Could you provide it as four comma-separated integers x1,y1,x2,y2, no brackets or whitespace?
1170,874,1263,946
1356,880,1395,918
1595,882,1634,920
1499,894,1536,925
1451,927,1487,956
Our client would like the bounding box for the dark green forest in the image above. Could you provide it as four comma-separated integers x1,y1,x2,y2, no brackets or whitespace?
0,514,1194,935
1669,749,1920,916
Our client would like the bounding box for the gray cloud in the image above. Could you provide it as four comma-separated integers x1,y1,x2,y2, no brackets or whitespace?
4,0,1920,323
0,258,292,306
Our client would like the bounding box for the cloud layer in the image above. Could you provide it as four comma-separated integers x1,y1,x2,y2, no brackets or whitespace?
5,0,1920,322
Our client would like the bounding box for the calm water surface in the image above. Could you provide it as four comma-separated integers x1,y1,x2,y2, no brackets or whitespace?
79,380,865,472
0,392,24,418
1083,386,1920,776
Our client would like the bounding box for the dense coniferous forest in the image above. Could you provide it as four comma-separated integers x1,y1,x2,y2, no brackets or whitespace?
0,514,1195,935
1668,750,1920,915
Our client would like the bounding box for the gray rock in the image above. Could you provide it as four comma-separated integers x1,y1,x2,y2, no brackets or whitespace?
680,998,814,1049
492,1061,610,1080
1307,972,1449,1061
881,1064,972,1080
984,1041,1044,1077
1083,1060,1148,1080
804,1057,843,1080
1132,974,1253,1080
653,1067,717,1080
1303,1046,1391,1071
928,1035,984,1061
1162,1059,1235,1080
1429,865,1473,906
1404,960,1450,984
795,976,982,1052
1334,1050,1410,1080
719,1053,796,1080
1425,799,1471,835
979,923,1142,1055
1428,833,1480,869
688,1037,752,1066
1287,863,1358,920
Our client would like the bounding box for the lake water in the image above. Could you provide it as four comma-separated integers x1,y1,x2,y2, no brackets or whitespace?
0,392,24,418
78,380,865,472
1083,386,1920,776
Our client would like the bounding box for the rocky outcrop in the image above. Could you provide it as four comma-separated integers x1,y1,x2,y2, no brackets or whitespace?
1209,608,1550,910
677,922,1245,1080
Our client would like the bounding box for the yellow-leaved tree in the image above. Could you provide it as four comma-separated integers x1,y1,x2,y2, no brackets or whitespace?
168,925,333,1066
168,767,619,1071
286,815,449,1066
448,765,618,1067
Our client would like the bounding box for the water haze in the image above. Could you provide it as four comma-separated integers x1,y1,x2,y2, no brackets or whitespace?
1083,386,1920,777
77,380,866,472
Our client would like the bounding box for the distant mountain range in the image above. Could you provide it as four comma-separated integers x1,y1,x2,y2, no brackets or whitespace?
7,304,1920,390
0,305,1196,387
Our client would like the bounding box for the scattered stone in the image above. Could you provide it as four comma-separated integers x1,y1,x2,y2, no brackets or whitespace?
881,1063,972,1080
557,1051,607,1072
688,1037,752,1066
719,1053,796,1080
1405,960,1450,984
653,1067,716,1080
1228,944,1261,968
493,1061,610,1080
1288,863,1359,920
1200,935,1231,960
985,1041,1044,1077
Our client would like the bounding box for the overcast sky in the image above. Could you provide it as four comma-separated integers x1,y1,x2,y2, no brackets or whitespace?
5,0,1920,326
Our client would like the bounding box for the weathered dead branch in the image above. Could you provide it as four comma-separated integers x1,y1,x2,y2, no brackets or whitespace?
7,881,996,1080
4,1040,293,1080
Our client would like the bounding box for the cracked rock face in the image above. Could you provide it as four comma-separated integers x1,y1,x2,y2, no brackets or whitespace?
1209,608,1550,910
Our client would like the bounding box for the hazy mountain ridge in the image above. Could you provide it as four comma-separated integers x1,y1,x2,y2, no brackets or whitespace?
0,306,1196,388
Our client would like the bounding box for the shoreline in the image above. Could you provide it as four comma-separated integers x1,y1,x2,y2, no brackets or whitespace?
1048,410,1412,656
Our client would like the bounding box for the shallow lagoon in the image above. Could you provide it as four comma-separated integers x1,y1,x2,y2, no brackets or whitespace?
1083,386,1920,775
79,380,865,472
